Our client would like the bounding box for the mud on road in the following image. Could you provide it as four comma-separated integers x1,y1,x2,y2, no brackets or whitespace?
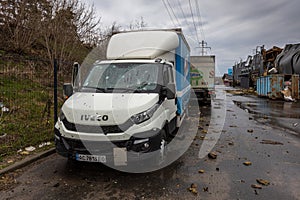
1,86,300,200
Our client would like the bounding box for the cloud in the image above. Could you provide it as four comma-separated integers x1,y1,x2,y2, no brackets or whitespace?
81,0,300,75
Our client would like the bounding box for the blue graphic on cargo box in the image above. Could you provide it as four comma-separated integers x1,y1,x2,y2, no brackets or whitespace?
175,34,191,116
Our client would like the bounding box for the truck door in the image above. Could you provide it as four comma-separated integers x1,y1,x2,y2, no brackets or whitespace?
162,64,177,120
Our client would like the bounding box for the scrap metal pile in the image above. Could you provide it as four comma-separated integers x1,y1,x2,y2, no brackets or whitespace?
232,43,300,101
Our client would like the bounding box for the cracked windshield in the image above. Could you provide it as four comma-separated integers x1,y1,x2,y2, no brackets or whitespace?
82,63,160,92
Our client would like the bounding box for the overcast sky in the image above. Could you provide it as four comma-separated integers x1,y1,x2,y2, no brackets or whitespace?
81,0,300,76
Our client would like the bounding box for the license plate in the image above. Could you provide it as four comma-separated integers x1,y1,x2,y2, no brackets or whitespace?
75,153,106,163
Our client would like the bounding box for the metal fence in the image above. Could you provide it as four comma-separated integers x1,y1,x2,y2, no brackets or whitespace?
0,55,72,158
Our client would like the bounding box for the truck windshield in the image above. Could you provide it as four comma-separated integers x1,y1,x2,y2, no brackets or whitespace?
81,63,161,93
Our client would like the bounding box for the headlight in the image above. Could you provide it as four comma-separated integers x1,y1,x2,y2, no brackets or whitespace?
131,104,160,124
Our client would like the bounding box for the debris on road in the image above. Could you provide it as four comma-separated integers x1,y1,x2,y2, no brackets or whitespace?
0,173,17,189
228,142,234,146
7,160,14,164
19,151,29,155
251,184,262,189
247,129,254,133
0,133,7,139
263,115,268,119
203,187,209,192
198,169,205,173
256,179,270,186
208,152,217,159
188,183,198,195
243,161,252,166
25,146,36,152
53,182,60,188
260,140,283,145
38,142,51,148
281,86,296,102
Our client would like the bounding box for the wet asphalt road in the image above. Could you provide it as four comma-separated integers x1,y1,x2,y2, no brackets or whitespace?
1,86,300,200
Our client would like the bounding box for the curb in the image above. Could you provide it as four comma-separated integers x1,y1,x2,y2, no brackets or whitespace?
0,147,56,176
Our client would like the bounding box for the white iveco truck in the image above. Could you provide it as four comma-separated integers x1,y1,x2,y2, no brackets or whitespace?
54,29,190,169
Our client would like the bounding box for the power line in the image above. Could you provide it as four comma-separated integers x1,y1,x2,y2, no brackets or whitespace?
165,0,181,27
177,0,193,37
161,0,177,27
194,0,205,41
188,0,200,45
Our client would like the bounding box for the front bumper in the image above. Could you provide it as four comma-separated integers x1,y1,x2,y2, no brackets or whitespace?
54,127,162,164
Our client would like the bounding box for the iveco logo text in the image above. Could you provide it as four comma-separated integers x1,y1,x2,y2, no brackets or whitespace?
80,115,108,121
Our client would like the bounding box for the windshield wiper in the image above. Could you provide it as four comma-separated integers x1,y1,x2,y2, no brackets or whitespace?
81,86,106,93
107,88,141,93
136,81,149,89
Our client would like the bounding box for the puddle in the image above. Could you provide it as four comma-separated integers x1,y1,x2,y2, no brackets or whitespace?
233,100,300,119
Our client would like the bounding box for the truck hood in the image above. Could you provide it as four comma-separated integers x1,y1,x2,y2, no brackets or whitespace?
61,92,159,125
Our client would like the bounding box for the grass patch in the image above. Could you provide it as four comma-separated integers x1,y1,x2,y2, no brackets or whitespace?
0,74,54,158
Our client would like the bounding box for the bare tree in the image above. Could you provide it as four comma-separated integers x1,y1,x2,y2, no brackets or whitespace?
0,0,47,53
38,0,102,72
129,16,147,30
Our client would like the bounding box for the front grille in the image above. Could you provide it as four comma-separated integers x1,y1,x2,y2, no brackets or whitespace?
62,118,133,134
62,137,130,152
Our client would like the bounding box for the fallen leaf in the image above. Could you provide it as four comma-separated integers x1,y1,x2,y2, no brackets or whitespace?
188,183,198,195
19,151,29,155
256,179,270,186
251,184,262,189
243,161,252,166
202,130,208,134
208,152,217,159
198,169,205,173
7,160,14,164
203,187,209,192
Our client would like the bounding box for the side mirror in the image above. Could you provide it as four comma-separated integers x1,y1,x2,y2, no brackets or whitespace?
63,83,73,99
162,83,176,99
72,62,80,87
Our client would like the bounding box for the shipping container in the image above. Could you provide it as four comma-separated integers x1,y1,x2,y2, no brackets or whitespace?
256,75,284,99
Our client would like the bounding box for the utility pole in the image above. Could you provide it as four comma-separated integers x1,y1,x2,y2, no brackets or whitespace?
197,40,211,56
